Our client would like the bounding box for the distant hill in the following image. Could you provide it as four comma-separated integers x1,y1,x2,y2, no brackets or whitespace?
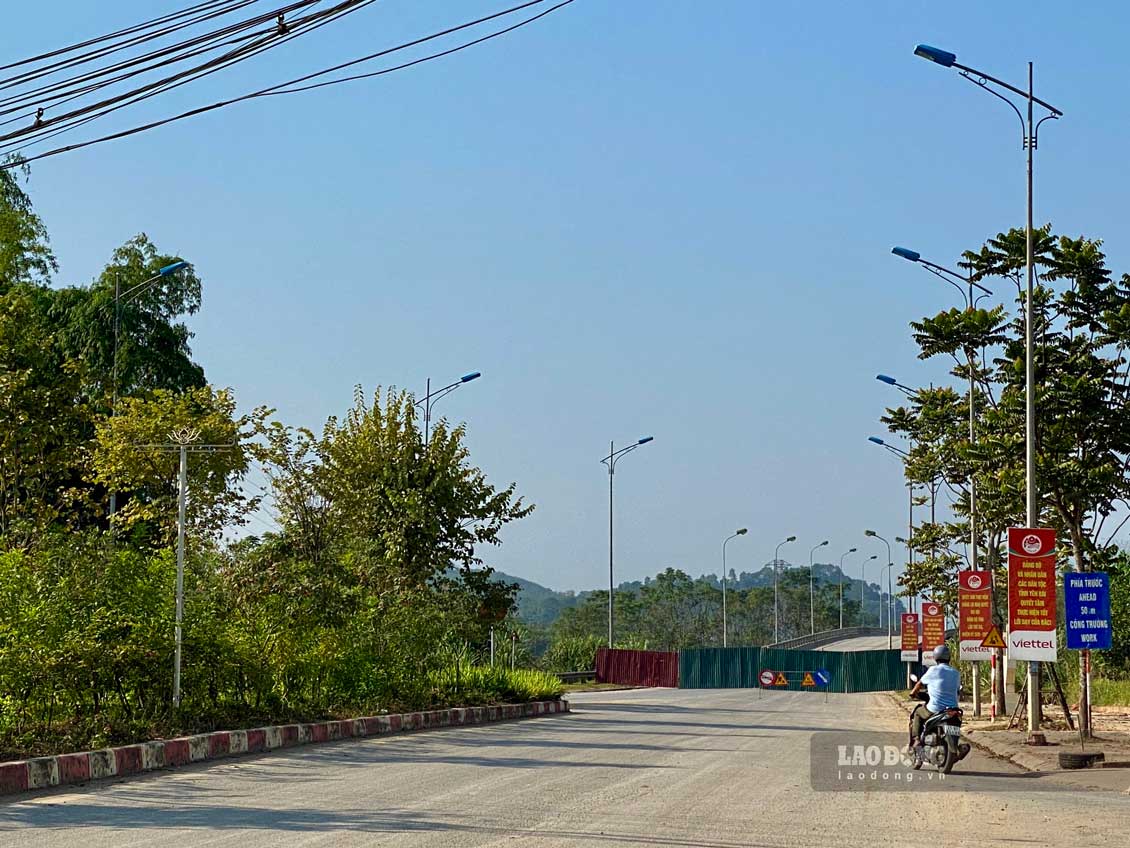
491,571,585,626
493,560,902,628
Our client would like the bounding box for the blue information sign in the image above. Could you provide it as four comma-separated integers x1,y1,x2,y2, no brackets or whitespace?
1065,572,1111,650
814,669,831,687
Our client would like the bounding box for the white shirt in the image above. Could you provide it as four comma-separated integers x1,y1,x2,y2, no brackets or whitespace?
921,663,960,712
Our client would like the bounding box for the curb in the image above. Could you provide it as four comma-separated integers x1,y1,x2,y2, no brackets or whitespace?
0,699,569,797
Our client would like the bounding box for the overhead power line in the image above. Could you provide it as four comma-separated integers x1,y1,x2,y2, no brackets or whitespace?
0,0,576,168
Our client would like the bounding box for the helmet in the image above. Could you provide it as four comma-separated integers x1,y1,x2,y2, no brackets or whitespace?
932,644,951,663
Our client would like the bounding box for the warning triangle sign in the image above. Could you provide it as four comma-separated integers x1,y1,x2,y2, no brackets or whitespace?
773,672,788,686
801,672,816,687
980,625,1007,649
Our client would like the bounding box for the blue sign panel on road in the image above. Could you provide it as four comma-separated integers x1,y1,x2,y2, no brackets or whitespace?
814,669,830,687
1065,572,1111,650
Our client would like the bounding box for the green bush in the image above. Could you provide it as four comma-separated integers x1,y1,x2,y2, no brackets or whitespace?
0,533,530,759
541,635,603,672
428,664,562,705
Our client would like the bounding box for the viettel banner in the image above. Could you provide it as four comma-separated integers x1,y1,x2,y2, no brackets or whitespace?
958,570,994,661
920,601,946,665
1007,527,1058,662
900,613,919,662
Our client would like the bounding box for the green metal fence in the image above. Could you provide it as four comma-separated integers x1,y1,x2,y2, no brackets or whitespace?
678,646,905,693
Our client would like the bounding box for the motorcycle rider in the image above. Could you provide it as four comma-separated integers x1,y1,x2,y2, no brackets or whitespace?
908,644,960,747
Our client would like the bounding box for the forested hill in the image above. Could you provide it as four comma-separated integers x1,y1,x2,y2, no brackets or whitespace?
496,561,902,629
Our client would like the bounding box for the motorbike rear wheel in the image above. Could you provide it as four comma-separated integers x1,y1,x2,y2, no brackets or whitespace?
942,746,958,774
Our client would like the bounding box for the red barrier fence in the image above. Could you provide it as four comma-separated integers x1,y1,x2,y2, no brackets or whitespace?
595,648,679,688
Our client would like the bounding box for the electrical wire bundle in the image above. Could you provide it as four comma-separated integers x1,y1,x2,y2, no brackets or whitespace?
0,0,576,169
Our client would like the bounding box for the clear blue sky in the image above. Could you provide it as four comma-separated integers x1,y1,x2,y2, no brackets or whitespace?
9,1,1129,590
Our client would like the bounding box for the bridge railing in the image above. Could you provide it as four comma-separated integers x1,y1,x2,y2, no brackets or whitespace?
768,625,888,650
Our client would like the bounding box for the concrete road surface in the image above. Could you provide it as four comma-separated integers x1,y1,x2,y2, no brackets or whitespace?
819,634,894,651
4,688,1129,847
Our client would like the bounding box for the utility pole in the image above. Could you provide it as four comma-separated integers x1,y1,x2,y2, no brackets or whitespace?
136,428,233,709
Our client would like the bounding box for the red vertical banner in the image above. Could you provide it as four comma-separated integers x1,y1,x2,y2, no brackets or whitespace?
900,613,919,662
958,570,994,661
921,601,946,665
1008,528,1058,661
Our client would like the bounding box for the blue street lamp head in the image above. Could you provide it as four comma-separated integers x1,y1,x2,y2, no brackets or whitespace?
914,44,956,67
159,261,188,275
460,372,482,383
868,436,885,446
891,247,921,262
638,436,654,445
876,374,897,386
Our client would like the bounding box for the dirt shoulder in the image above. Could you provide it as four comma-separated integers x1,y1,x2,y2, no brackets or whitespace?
885,691,1130,793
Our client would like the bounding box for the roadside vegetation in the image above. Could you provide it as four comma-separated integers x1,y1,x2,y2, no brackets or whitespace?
0,160,545,760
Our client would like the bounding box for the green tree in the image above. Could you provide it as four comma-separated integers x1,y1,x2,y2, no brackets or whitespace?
0,159,55,292
91,386,268,544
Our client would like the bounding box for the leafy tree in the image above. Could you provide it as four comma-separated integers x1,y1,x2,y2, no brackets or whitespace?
0,159,55,291
0,285,90,543
91,386,268,544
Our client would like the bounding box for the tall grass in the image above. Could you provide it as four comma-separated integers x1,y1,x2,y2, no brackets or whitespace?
428,664,563,705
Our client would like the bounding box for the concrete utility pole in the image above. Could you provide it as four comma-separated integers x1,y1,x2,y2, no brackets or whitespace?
136,428,234,709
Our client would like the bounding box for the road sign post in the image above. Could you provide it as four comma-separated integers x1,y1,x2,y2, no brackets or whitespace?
921,601,945,666
1065,571,1111,737
1008,528,1058,735
900,612,919,668
959,571,993,717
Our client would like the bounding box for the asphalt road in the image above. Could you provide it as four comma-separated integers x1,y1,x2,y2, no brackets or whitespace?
4,688,1129,847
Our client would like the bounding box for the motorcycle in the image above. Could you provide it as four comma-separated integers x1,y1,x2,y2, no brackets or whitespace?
908,673,971,774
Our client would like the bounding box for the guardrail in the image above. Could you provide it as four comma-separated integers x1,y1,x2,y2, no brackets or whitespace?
555,670,596,683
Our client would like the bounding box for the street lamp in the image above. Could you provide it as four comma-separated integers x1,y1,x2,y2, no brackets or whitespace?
415,371,481,447
809,540,829,635
911,47,1064,733
868,428,917,609
891,247,993,575
773,535,796,644
838,547,857,629
601,436,654,648
859,554,878,627
722,528,748,648
111,260,189,516
882,561,897,639
865,530,894,649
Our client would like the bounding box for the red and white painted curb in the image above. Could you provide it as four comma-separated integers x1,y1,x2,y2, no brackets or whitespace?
0,699,569,797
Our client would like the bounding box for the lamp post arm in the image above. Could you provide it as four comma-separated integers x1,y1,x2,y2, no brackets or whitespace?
952,61,1062,116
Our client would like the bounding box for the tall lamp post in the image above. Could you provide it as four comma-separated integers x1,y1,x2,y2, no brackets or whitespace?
912,43,1064,734
859,554,878,627
773,535,796,644
722,528,748,647
809,540,829,635
890,248,992,577
601,436,654,648
865,530,894,649
111,260,189,516
838,547,857,629
416,371,481,447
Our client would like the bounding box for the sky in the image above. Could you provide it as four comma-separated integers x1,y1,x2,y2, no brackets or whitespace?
6,0,1130,592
